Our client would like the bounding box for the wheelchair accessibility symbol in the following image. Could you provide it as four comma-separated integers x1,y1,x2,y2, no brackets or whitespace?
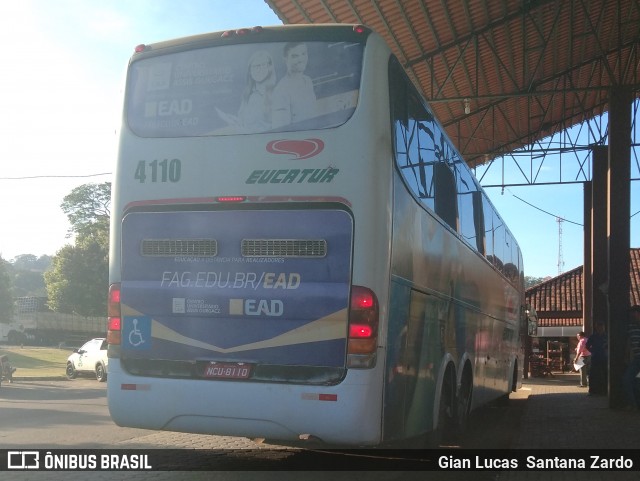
123,316,151,350
129,318,145,347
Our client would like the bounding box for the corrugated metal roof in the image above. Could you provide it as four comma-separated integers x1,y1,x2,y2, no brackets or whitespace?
526,248,640,327
265,0,640,167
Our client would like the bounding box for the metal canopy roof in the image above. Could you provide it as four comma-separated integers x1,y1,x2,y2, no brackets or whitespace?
265,0,640,168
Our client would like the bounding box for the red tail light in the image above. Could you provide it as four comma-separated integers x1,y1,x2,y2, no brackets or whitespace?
349,324,374,338
107,283,121,345
347,286,378,368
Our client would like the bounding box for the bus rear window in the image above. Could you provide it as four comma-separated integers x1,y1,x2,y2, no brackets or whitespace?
126,41,364,137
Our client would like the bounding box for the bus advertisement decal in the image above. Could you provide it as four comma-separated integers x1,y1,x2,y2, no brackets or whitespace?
120,209,353,368
126,42,363,137
146,308,346,354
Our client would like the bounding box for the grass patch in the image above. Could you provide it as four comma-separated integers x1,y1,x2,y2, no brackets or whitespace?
0,346,72,378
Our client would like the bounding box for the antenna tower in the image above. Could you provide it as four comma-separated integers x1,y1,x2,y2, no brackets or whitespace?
557,217,565,275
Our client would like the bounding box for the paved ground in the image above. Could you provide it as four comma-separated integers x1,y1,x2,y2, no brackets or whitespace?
513,374,638,450
497,373,640,481
3,372,639,480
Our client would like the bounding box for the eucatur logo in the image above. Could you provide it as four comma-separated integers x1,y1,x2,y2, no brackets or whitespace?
266,139,325,160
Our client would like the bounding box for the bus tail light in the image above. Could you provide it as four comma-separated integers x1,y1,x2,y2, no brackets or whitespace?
347,285,378,368
216,196,246,203
107,283,122,345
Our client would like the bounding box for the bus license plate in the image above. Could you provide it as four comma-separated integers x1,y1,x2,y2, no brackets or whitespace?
202,362,252,380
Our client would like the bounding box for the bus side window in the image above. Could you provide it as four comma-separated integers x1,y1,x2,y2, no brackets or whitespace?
456,161,484,254
492,210,505,273
504,230,520,283
482,194,495,265
390,59,436,211
434,163,458,231
472,191,486,255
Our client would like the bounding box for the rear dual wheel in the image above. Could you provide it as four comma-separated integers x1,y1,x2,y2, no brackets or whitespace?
429,366,457,446
429,365,473,447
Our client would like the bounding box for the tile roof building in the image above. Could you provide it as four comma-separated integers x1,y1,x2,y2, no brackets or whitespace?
526,248,640,337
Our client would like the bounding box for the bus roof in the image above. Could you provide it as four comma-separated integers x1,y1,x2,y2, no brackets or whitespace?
132,24,373,60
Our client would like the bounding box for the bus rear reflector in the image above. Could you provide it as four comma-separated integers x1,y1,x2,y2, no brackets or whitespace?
108,283,122,345
347,285,378,368
121,383,151,391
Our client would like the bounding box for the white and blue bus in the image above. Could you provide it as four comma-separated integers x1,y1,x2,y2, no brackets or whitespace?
107,24,525,447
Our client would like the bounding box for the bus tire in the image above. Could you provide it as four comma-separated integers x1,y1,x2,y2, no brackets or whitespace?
511,360,519,392
429,365,457,447
456,367,473,435
496,363,518,405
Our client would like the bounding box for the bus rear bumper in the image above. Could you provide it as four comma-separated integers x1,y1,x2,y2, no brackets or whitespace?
107,361,383,446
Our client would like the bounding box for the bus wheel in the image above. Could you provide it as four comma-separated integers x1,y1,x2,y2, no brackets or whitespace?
496,363,518,405
429,366,456,447
456,369,472,435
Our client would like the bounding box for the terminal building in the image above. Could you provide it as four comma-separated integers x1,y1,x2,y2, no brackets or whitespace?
525,247,640,373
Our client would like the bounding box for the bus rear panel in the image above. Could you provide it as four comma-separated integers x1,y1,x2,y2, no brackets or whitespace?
119,207,352,384
108,25,389,445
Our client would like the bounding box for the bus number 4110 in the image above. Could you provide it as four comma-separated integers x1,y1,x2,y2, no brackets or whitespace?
135,159,182,183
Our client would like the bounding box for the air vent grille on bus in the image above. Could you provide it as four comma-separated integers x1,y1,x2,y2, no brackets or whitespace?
141,239,218,257
241,239,327,258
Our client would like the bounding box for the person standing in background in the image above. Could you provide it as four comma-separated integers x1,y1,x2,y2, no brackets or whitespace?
574,331,591,388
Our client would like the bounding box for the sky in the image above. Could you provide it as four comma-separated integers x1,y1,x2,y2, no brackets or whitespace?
0,0,638,279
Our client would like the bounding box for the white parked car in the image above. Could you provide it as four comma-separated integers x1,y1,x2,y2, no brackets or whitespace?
66,338,108,382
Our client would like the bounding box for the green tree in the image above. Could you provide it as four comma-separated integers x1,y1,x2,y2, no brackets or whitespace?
12,254,52,272
525,276,550,289
0,255,13,322
9,254,51,297
44,240,108,316
61,182,111,240
45,182,110,316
